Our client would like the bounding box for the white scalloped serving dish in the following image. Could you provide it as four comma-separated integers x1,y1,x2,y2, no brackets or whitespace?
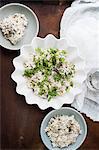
11,34,87,110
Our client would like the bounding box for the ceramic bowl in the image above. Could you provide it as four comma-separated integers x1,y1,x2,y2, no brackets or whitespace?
40,107,87,150
11,34,87,109
0,3,39,50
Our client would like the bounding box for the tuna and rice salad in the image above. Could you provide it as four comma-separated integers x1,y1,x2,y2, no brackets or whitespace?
45,115,81,148
23,48,75,101
0,13,28,45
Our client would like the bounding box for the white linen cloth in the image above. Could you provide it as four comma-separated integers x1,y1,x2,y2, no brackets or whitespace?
60,0,99,121
72,0,97,6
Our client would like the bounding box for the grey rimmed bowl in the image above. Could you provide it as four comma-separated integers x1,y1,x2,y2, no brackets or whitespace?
0,3,39,50
40,107,87,150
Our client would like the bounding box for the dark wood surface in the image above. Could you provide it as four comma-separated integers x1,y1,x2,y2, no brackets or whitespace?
0,2,99,150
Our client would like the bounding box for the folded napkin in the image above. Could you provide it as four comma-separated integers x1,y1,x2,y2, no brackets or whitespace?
60,0,99,121
72,0,97,5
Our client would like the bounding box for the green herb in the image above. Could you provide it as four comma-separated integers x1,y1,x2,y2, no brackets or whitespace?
59,57,65,63
53,73,62,82
52,56,56,65
48,87,58,101
61,50,67,55
70,81,73,87
24,69,35,77
50,48,58,54
43,59,48,67
39,88,45,96
35,48,42,54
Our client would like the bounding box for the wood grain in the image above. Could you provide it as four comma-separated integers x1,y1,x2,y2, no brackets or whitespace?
0,2,99,150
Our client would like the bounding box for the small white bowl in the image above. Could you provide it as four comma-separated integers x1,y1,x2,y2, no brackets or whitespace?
40,107,87,150
11,34,87,109
0,3,39,50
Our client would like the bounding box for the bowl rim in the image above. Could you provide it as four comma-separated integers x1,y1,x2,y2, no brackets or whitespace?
40,107,87,150
0,3,39,50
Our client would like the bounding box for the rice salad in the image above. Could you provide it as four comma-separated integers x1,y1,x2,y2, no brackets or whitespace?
45,115,81,148
23,48,75,101
0,13,28,45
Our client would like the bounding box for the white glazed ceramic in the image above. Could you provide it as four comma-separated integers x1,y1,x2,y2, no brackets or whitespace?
11,34,87,110
0,3,39,50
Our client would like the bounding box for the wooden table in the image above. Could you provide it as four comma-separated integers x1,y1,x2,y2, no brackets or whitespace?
1,1,99,150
